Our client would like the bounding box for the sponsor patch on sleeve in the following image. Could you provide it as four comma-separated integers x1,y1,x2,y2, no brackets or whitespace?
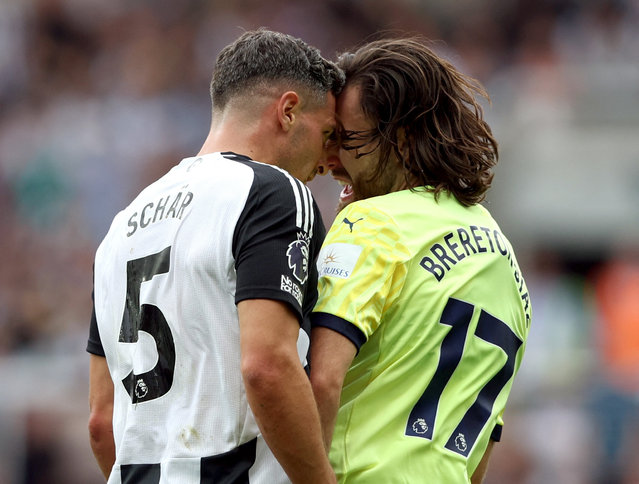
317,243,363,279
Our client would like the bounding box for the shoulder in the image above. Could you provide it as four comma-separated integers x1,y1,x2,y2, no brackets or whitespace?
327,196,410,259
239,159,319,232
226,156,312,202
336,194,404,232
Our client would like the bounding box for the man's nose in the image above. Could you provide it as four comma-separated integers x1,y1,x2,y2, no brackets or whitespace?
317,141,342,176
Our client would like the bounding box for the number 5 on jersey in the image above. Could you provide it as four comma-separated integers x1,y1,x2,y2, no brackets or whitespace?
119,247,176,403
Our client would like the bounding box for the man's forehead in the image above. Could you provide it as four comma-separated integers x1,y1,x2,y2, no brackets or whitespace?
337,85,367,127
325,93,337,122
319,99,338,130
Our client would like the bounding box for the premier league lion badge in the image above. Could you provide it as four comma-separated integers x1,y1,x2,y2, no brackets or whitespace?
286,233,310,284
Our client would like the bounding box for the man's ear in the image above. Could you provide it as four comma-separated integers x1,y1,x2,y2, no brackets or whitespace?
277,91,300,132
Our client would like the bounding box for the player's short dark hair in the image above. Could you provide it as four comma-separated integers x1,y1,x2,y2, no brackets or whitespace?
210,28,344,110
337,37,498,206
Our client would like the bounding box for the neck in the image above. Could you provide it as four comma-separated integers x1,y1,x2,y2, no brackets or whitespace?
198,104,280,164
398,171,422,191
197,130,255,159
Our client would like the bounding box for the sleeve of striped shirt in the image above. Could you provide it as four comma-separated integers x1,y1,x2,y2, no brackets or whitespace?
233,163,319,322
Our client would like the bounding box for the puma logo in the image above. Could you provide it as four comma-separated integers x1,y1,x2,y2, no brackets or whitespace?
342,217,364,232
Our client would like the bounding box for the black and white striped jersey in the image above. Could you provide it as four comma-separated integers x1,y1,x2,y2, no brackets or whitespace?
87,152,325,483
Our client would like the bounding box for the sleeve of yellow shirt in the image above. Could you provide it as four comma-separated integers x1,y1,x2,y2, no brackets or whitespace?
313,201,410,340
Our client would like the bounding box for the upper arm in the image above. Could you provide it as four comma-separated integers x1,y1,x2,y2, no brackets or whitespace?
309,325,357,451
237,298,302,374
88,354,113,429
88,355,116,478
310,326,357,391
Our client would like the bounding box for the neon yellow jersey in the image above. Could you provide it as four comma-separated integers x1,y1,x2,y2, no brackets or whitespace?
313,189,531,483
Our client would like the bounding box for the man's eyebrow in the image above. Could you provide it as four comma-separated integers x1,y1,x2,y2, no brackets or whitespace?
340,128,376,142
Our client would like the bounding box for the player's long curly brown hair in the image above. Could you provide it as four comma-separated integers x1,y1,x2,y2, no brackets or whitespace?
337,37,498,206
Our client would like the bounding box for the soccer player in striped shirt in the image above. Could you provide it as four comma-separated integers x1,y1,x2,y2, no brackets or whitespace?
87,29,343,484
311,38,532,483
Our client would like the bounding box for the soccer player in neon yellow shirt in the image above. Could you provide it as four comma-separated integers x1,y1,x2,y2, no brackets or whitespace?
311,38,532,483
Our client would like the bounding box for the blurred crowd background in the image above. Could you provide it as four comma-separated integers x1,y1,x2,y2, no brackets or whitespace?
1,0,638,482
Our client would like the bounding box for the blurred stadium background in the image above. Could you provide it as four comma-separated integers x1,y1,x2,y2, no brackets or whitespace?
1,0,638,482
